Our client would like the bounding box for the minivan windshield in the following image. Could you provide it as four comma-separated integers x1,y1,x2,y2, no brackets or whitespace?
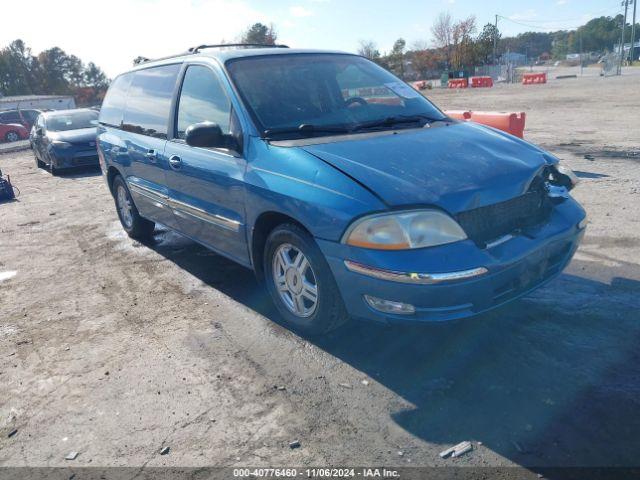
226,54,447,139
46,110,99,132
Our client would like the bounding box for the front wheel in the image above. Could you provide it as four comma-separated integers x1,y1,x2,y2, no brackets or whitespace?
264,224,349,335
34,150,45,168
112,175,155,240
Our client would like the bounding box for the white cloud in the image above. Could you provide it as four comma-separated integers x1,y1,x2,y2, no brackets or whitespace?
290,5,314,17
556,0,567,4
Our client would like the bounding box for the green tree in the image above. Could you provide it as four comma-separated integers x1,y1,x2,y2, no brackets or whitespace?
241,23,277,45
0,39,110,99
388,38,406,79
37,47,83,94
84,62,109,90
551,32,570,60
0,40,39,95
476,23,501,64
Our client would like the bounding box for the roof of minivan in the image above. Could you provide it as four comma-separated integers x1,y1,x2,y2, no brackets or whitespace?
129,48,355,72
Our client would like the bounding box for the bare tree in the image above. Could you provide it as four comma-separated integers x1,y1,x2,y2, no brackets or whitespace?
431,12,453,66
411,40,430,51
451,16,477,70
357,40,380,60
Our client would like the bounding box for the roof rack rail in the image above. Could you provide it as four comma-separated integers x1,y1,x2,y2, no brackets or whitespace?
133,44,289,67
188,43,289,53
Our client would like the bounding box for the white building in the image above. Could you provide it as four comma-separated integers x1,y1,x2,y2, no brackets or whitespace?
0,95,76,112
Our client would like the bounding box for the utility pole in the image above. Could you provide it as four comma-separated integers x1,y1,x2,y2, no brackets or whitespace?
580,32,583,75
619,0,630,74
493,14,498,65
630,0,638,64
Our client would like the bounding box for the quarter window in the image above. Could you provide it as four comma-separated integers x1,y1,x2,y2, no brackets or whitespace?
99,73,133,127
122,64,180,138
176,65,232,139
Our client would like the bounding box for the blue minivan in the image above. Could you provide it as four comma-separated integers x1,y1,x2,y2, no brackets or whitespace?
97,44,586,334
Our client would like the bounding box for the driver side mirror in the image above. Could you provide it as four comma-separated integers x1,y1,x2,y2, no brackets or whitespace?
185,122,225,148
35,127,44,136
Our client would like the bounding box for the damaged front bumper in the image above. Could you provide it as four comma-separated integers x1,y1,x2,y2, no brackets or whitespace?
318,197,586,323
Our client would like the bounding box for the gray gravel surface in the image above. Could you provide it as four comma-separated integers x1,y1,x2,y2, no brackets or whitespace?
0,72,639,468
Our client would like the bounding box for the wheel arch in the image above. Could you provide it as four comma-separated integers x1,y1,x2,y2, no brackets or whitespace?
250,211,311,280
106,165,124,193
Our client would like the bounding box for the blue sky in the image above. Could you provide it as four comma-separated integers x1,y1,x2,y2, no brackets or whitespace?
0,0,625,76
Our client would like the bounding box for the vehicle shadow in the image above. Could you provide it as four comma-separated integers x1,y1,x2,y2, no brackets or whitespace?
148,227,640,469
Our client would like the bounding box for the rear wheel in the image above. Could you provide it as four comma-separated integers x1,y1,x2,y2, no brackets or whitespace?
4,131,20,142
112,175,155,240
264,223,349,335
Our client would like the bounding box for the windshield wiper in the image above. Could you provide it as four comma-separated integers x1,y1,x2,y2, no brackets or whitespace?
351,114,444,132
263,123,351,139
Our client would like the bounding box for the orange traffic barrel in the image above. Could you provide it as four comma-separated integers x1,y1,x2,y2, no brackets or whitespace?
444,110,526,138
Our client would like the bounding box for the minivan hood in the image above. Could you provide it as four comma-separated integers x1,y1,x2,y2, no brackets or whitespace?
49,127,97,144
301,122,554,214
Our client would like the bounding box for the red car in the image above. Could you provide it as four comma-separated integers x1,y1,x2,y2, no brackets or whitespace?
0,123,29,143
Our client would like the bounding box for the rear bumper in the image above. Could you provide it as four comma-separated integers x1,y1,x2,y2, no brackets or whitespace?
317,198,586,324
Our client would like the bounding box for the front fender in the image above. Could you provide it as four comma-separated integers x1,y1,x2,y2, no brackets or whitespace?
244,137,385,242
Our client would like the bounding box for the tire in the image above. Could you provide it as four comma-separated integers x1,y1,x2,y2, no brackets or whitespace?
34,150,45,168
112,175,155,240
49,159,59,176
264,223,349,335
4,131,20,142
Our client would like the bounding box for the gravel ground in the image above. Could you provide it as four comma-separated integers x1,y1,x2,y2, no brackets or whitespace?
0,71,639,471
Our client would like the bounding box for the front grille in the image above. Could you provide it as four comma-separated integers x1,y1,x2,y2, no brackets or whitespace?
72,155,98,166
456,188,551,245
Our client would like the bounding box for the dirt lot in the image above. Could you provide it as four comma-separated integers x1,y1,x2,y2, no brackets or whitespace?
1,71,639,472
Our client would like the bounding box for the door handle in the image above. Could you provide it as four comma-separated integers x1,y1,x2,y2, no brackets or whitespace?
145,149,157,162
168,155,182,170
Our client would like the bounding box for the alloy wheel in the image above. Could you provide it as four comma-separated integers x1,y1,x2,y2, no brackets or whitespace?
272,243,319,318
116,185,133,229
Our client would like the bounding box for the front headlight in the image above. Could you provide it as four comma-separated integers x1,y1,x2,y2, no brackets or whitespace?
553,164,579,189
343,210,467,250
52,140,72,149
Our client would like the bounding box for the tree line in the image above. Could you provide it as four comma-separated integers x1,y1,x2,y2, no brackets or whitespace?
1,15,636,101
359,13,639,80
0,40,109,105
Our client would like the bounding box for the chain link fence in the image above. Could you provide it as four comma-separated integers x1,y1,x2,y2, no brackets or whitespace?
602,52,622,76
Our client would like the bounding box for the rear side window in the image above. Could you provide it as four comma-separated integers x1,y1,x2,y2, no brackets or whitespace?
99,73,133,127
22,110,39,122
176,65,231,139
0,111,21,124
122,64,181,139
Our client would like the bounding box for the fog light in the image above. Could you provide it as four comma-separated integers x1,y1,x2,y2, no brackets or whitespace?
364,295,415,315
